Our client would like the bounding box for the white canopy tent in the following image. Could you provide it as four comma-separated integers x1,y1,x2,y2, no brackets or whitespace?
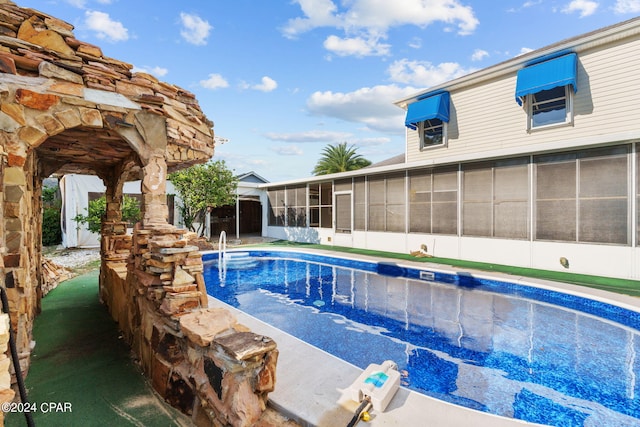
59,174,179,248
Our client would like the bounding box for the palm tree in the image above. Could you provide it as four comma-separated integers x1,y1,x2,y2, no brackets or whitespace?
312,142,372,175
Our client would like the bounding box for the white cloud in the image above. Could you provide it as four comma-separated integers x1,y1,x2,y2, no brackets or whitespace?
199,73,229,90
321,0,477,35
84,10,129,42
247,158,268,166
508,0,543,12
306,84,418,133
281,0,341,38
132,65,168,77
271,145,304,156
323,34,390,57
264,131,391,149
252,76,278,92
264,130,353,143
353,137,391,147
387,59,475,88
518,47,534,56
614,0,640,12
471,49,489,61
562,0,599,17
213,150,267,170
408,37,422,49
66,0,113,8
179,12,212,46
66,0,86,7
283,0,479,57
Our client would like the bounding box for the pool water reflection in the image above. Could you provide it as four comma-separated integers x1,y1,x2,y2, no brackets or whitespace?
203,251,640,427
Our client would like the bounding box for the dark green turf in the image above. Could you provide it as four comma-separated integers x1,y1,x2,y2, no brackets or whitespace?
5,243,638,426
5,271,187,427
261,240,640,297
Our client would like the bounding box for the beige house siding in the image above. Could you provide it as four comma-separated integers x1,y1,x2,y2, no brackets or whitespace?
261,20,640,280
406,35,640,164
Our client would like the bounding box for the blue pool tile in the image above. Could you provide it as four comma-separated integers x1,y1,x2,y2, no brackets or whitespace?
204,251,640,426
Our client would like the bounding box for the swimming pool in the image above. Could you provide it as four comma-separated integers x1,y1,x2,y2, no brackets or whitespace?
203,250,640,426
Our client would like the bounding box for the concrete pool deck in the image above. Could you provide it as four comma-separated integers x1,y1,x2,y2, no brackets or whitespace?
207,246,640,427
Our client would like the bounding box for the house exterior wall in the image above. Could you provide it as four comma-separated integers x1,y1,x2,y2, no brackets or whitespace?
259,19,640,281
406,35,640,164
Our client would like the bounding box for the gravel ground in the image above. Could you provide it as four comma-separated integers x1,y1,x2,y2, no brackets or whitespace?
45,247,101,270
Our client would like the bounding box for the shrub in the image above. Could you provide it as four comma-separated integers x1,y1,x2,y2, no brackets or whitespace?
73,195,141,234
42,207,62,246
42,185,62,246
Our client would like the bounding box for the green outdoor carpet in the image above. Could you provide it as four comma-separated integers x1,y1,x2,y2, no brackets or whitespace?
5,270,189,427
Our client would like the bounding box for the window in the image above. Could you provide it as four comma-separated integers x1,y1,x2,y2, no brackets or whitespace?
409,170,431,233
535,153,577,241
408,167,458,235
286,186,307,227
267,188,285,226
432,168,458,235
420,118,446,149
526,85,572,130
354,177,366,231
535,146,629,245
334,179,352,233
386,174,406,232
368,176,385,231
462,159,529,239
515,53,577,131
462,163,492,237
335,193,352,233
367,173,406,232
309,182,332,228
405,91,450,149
493,160,530,238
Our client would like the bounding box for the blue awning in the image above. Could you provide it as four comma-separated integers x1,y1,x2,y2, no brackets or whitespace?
405,92,450,130
515,53,577,105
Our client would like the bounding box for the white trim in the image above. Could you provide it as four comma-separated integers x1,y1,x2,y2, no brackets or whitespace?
394,17,640,109
419,120,448,150
260,133,640,190
632,143,638,250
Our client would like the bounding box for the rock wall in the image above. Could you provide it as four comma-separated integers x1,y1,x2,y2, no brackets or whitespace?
0,314,14,426
0,1,214,171
0,0,217,381
0,2,279,426
101,225,278,426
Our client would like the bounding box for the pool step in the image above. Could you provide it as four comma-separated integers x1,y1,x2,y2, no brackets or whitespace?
220,252,258,269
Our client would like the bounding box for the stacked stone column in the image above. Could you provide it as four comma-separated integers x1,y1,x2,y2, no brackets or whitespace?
97,152,279,426
2,152,38,381
0,314,14,426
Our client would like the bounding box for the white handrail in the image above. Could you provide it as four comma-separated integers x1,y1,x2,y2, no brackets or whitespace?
218,231,227,284
218,230,227,260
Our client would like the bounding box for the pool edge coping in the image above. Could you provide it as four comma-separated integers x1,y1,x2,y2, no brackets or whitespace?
207,295,542,427
203,246,640,315
203,247,631,426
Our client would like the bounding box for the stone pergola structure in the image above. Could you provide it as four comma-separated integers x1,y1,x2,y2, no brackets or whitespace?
0,2,277,426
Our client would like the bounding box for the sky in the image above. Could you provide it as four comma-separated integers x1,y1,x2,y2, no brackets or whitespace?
15,0,640,182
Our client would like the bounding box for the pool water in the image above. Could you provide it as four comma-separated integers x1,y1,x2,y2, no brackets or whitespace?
203,251,640,426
